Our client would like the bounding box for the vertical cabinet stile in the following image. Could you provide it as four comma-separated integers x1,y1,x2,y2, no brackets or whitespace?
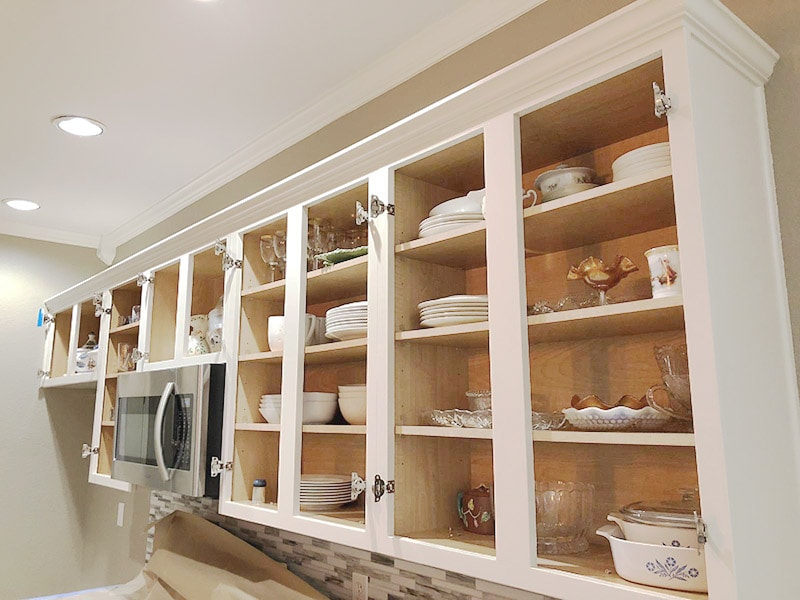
483,113,537,569
137,271,155,369
221,233,244,506
174,254,193,361
66,304,81,375
367,168,395,551
277,206,308,517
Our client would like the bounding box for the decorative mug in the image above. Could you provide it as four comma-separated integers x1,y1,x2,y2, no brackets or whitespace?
267,314,318,352
188,314,211,355
457,484,495,535
645,245,681,298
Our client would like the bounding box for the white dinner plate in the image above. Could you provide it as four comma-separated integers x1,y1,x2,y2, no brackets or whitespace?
420,315,488,327
428,189,486,217
325,328,368,341
418,295,488,310
300,474,351,484
611,143,670,168
419,212,483,227
326,319,368,328
419,306,488,315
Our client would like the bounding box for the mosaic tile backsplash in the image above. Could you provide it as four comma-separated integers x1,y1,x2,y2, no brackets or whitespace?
149,491,556,600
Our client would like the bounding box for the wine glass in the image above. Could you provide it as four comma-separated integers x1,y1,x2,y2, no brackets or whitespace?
259,234,281,282
272,231,287,278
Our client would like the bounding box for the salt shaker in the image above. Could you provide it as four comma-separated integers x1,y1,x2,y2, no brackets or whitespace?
252,479,267,503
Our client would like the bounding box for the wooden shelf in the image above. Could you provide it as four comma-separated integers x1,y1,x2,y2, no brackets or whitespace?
109,321,140,335
299,507,365,526
239,350,283,365
537,545,706,600
235,423,280,432
241,279,286,303
534,431,694,446
41,372,98,389
101,420,116,427
528,296,684,343
235,423,366,435
305,338,367,364
104,372,119,380
396,426,492,439
395,222,486,269
396,427,692,446
306,255,368,305
402,528,495,556
523,169,675,255
396,321,489,347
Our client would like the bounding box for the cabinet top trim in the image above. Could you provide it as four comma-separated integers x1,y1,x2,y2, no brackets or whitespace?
44,0,776,313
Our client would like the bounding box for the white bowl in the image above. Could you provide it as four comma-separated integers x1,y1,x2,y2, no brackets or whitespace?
597,524,707,593
429,189,485,217
607,513,699,548
533,165,595,199
338,395,367,425
259,405,281,424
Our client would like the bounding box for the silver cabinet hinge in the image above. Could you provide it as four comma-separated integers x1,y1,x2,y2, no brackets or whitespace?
92,293,111,317
351,472,367,501
695,513,708,548
653,82,672,118
81,443,99,459
41,313,55,326
215,238,242,271
131,348,149,363
136,273,154,287
356,195,394,225
210,456,232,477
37,369,50,377
372,474,395,502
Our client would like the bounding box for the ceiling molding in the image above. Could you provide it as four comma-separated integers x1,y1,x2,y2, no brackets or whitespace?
0,221,99,249
96,0,547,262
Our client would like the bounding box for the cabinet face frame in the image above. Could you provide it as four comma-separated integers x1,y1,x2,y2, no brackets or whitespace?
40,1,800,597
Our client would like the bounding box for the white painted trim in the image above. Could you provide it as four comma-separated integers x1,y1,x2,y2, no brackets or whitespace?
0,221,99,249
96,0,548,260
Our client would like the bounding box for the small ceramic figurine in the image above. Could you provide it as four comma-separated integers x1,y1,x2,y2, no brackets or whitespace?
188,314,211,355
75,332,99,373
567,255,638,305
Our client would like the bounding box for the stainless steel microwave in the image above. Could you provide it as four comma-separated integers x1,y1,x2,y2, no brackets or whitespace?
112,364,225,497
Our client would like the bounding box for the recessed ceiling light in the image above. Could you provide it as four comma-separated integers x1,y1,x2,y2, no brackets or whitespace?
53,115,104,137
3,198,40,211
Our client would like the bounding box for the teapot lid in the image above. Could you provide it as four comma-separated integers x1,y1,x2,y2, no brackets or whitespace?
620,490,700,529
468,484,492,497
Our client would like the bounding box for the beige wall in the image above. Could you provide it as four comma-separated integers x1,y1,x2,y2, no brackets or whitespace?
0,234,149,599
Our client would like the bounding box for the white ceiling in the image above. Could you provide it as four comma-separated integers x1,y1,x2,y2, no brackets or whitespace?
0,0,541,263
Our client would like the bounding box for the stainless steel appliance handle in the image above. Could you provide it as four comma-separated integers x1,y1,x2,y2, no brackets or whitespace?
153,381,175,482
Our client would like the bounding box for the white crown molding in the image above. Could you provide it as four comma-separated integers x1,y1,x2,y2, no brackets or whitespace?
0,221,99,249
46,0,774,312
96,0,547,263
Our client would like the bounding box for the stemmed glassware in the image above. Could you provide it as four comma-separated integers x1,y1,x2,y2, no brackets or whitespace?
260,233,286,282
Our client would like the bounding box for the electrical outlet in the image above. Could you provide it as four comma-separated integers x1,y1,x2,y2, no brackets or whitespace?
352,572,368,600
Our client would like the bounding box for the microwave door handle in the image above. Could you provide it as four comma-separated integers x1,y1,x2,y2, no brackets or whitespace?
153,381,176,482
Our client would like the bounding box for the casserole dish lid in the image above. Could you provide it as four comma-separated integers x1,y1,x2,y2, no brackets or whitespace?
620,493,700,529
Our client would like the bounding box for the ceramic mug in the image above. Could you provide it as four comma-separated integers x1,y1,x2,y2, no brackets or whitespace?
645,245,681,298
267,314,317,352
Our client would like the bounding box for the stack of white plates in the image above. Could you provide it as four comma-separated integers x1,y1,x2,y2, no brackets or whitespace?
325,301,367,341
338,384,367,425
300,474,354,511
418,295,489,328
612,142,671,181
418,212,484,238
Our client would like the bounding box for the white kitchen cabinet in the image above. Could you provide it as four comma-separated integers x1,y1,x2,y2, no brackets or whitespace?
41,0,800,597
39,297,101,389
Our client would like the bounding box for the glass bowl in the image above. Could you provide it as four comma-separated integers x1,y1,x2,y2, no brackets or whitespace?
535,481,594,554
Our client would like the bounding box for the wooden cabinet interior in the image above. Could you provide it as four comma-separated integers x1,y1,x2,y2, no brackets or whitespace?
107,280,140,375
242,217,288,292
77,301,100,352
50,309,72,378
232,430,280,506
149,262,180,362
190,247,225,316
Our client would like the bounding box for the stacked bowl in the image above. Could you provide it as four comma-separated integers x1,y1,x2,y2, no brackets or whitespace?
258,392,338,424
300,474,354,511
612,142,671,182
338,384,367,425
325,301,368,341
418,189,485,238
418,295,488,328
